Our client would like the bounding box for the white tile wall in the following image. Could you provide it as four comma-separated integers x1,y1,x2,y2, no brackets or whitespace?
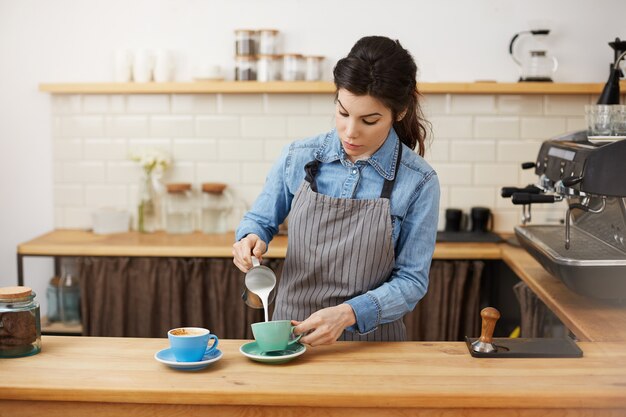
51,92,594,232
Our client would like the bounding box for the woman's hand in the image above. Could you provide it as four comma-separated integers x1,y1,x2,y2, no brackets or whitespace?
292,304,356,346
232,234,267,273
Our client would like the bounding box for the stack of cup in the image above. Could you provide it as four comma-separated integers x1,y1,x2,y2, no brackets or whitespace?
585,104,626,138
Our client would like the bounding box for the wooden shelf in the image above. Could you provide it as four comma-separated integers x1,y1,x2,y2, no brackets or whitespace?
38,81,626,95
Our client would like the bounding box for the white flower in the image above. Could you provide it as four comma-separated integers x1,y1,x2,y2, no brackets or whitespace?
130,148,171,174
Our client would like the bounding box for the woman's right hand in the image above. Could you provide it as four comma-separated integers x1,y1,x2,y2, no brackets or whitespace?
232,234,267,272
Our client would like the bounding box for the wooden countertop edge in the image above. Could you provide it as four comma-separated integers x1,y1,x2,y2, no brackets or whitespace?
1,339,624,409
2,388,623,409
16,230,500,259
38,81,626,95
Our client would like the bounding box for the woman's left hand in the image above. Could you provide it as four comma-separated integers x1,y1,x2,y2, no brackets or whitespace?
292,304,356,346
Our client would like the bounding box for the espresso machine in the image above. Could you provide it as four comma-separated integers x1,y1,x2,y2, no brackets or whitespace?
502,131,626,301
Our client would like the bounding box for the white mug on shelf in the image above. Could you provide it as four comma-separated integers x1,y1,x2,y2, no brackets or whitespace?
153,49,174,82
133,49,154,83
113,49,133,82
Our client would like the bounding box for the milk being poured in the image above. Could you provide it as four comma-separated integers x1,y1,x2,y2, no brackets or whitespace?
247,276,273,322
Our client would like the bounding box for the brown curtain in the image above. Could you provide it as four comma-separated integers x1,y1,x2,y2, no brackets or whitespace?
78,257,283,339
512,280,548,337
78,257,483,341
403,260,484,341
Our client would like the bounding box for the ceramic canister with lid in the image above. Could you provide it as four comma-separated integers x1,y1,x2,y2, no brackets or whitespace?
165,183,194,234
0,286,42,358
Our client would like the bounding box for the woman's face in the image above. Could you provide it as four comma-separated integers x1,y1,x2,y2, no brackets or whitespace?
335,89,394,162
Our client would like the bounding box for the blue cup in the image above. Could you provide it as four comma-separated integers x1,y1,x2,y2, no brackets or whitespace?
168,327,219,362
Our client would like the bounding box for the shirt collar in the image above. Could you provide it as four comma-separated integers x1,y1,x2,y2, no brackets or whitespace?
314,128,401,180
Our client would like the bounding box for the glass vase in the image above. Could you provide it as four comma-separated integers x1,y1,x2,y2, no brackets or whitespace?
137,173,162,233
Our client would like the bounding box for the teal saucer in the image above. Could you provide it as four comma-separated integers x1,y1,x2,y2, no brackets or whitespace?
239,341,306,364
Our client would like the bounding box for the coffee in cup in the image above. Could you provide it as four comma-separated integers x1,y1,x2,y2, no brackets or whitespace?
168,327,218,362
251,320,302,352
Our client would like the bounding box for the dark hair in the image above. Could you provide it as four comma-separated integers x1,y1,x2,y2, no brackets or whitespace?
333,36,430,156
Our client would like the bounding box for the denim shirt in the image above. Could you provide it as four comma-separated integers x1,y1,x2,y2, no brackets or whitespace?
236,128,440,334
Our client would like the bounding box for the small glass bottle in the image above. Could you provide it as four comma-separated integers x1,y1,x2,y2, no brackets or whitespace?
235,55,257,81
258,29,279,55
165,183,194,234
257,55,281,82
234,29,257,56
0,286,41,358
304,55,325,81
59,257,81,325
200,183,233,234
282,54,302,81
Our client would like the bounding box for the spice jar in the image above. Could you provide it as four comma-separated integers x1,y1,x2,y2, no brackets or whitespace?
235,55,257,81
258,29,279,55
282,54,303,81
304,55,325,81
0,286,41,358
257,55,281,82
234,29,258,56
165,183,194,234
200,183,233,234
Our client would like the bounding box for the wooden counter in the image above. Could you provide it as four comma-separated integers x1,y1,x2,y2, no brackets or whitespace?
38,80,626,95
17,229,502,259
1,337,625,416
16,230,626,343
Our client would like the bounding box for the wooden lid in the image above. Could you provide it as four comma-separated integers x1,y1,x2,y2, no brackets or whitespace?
166,183,192,193
234,29,257,33
258,29,279,34
202,183,227,194
0,286,32,299
304,55,325,60
235,55,258,61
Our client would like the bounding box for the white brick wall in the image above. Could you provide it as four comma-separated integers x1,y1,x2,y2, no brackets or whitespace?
51,92,593,232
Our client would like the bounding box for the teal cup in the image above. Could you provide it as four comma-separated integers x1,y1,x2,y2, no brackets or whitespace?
168,327,219,362
251,320,302,352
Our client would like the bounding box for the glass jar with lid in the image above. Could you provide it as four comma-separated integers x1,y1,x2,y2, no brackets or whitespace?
304,55,325,81
200,183,233,234
165,183,194,234
0,286,41,358
257,55,281,82
234,29,258,56
258,29,279,55
235,55,257,81
282,54,303,81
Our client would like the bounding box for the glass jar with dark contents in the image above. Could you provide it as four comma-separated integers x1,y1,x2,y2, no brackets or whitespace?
0,286,41,358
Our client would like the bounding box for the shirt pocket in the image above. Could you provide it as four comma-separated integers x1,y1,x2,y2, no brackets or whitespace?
390,215,402,241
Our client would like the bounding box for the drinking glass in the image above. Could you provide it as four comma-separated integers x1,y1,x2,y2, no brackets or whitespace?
612,105,626,137
585,104,612,137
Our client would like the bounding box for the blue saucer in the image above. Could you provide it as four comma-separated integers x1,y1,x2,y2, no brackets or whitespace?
154,347,223,371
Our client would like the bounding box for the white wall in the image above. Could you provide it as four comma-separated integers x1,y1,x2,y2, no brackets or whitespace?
1,0,625,299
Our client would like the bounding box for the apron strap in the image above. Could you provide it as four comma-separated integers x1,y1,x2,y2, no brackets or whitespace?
304,141,403,198
304,160,321,192
380,144,402,199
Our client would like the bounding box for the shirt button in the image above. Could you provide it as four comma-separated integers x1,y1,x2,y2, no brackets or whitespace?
352,169,357,174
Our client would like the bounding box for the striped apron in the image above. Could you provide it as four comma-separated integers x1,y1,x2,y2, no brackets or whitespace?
272,145,406,341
